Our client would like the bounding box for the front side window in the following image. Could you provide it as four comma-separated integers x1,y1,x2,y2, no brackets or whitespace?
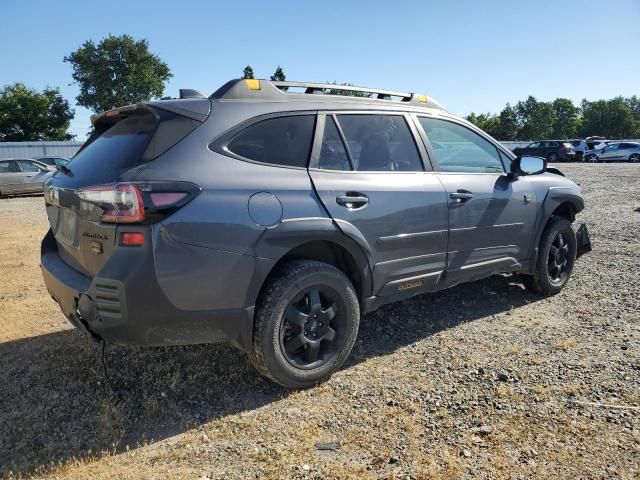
528,142,541,149
334,115,423,172
419,117,504,173
227,115,315,168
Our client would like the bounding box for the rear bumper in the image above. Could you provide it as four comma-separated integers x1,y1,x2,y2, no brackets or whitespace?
40,229,254,351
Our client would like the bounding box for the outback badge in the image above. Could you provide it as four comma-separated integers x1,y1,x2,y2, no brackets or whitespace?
398,280,423,291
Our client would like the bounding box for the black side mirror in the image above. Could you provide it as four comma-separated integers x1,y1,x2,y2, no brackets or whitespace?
511,155,546,178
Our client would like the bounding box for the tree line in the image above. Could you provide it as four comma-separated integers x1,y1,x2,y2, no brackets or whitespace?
466,95,640,141
1,34,638,141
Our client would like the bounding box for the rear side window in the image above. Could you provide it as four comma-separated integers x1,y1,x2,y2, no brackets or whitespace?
419,117,504,173
332,115,423,172
227,115,315,168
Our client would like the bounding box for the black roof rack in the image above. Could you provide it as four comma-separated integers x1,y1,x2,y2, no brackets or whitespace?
210,79,445,110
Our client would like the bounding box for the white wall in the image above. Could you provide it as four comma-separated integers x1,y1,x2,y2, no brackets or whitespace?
0,141,83,159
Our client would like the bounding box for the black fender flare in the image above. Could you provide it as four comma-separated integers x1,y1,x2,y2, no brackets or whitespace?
247,217,373,307
526,187,584,273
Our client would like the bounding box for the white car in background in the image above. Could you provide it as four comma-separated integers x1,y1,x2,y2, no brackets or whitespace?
585,142,640,163
0,158,54,197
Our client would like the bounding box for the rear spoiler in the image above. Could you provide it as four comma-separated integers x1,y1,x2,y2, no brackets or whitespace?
91,97,211,126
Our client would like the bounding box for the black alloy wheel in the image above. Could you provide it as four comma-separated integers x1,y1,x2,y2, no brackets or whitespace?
279,287,342,369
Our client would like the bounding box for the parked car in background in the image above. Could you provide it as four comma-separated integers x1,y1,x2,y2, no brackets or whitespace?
570,139,588,161
0,159,54,197
585,137,610,152
585,142,640,163
512,140,576,162
33,156,70,168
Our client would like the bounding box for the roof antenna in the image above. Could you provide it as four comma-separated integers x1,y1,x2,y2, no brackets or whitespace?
179,89,207,99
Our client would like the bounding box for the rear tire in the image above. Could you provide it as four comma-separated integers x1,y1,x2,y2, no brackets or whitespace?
547,153,559,162
522,217,577,296
586,154,598,163
251,260,360,388
630,153,640,163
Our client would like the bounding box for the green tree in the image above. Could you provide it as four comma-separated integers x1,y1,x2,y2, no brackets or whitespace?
64,34,172,113
465,112,501,138
270,66,286,82
242,65,255,79
270,66,287,91
580,97,638,138
496,104,518,140
551,98,580,139
624,95,640,124
515,96,555,140
0,83,74,141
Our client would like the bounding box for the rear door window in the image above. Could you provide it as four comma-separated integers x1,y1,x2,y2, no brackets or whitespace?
227,115,315,168
318,117,351,171
333,114,423,172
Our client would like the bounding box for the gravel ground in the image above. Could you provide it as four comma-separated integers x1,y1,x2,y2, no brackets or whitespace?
0,164,638,479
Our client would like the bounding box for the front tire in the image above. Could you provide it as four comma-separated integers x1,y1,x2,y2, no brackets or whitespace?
251,260,360,388
586,154,598,163
522,217,577,296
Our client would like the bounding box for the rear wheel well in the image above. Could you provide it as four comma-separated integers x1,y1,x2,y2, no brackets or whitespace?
551,202,576,223
260,241,365,308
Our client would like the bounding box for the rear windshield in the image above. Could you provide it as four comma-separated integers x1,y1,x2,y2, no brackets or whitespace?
68,113,157,179
57,108,200,187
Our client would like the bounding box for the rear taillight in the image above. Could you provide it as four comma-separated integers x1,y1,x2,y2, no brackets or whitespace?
560,143,574,152
78,184,144,223
77,182,200,224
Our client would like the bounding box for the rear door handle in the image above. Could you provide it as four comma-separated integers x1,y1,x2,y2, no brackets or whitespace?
449,190,473,202
336,193,369,209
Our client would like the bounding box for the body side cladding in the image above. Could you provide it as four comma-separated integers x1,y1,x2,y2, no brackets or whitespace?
524,187,585,274
251,217,373,305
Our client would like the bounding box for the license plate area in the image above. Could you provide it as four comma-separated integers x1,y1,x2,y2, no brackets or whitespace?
57,208,77,246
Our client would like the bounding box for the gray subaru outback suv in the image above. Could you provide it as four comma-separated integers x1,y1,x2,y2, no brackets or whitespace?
41,79,590,388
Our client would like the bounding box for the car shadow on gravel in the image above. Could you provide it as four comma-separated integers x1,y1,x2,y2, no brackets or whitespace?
0,273,542,476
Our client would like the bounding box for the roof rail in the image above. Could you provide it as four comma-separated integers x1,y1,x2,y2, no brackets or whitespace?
272,81,413,100
211,79,444,109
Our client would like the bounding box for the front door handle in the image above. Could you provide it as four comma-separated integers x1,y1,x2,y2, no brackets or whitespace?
336,193,369,209
449,190,473,202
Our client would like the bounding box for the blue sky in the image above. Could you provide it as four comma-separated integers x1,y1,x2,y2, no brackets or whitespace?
2,0,639,138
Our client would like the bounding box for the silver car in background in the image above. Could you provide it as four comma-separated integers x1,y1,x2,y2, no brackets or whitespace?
585,142,640,163
0,158,54,197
